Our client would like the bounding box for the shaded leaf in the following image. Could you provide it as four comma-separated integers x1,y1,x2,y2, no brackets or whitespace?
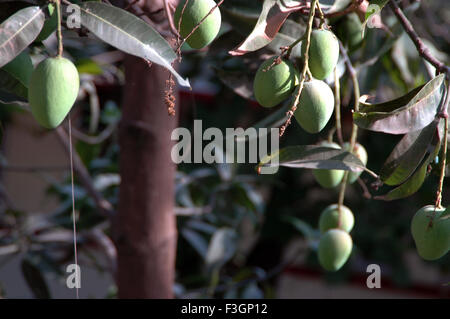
375,126,442,201
229,0,303,56
214,67,254,100
21,258,51,299
258,145,376,176
0,6,44,67
282,215,315,240
380,119,440,186
353,74,446,134
181,228,208,258
79,2,189,87
0,69,28,98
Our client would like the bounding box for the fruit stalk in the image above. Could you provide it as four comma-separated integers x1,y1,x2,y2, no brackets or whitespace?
55,0,63,57
280,0,318,136
337,42,360,216
334,67,343,145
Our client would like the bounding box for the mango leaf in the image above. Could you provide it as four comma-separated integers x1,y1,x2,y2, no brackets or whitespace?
21,258,51,299
229,0,304,56
257,145,377,177
0,69,28,98
205,228,237,270
282,215,316,240
353,74,446,134
0,6,44,67
214,67,254,100
181,228,208,259
361,0,389,36
375,127,442,201
79,2,189,87
380,118,440,186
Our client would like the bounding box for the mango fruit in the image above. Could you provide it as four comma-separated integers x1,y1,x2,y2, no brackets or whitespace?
337,13,363,52
253,57,299,108
302,29,339,80
174,0,222,49
411,205,450,261
28,57,79,129
318,229,353,271
294,79,334,133
319,204,354,233
312,141,345,188
343,142,368,184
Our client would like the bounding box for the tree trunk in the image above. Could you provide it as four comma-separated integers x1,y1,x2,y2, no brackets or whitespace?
115,56,178,298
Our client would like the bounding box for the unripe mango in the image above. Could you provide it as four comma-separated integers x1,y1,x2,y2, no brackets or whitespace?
411,205,450,261
294,79,334,133
337,13,363,52
174,0,222,49
312,141,345,188
318,229,353,271
343,142,368,184
28,57,79,129
253,57,299,108
319,204,354,233
2,51,33,87
302,29,339,80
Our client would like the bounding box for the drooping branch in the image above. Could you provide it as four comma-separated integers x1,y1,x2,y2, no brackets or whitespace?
389,0,450,75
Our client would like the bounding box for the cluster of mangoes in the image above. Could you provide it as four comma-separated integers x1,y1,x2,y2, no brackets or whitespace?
318,204,354,271
253,28,339,134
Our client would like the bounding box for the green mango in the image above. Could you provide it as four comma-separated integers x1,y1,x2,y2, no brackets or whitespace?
36,4,58,42
337,13,363,52
2,51,33,87
343,142,368,184
319,204,354,233
302,29,339,80
312,141,345,188
174,0,222,49
294,79,334,133
28,57,79,129
411,205,450,261
318,229,353,271
253,57,299,108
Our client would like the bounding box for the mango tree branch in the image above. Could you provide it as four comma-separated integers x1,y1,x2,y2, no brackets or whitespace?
389,0,450,75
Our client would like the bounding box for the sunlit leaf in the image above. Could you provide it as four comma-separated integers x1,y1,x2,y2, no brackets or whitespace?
79,2,189,87
258,145,376,176
0,6,44,67
353,74,446,134
229,0,303,56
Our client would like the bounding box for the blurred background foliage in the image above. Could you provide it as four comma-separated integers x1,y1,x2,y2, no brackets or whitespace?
0,0,449,298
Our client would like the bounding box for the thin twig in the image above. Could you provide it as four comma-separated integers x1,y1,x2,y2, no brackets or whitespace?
163,0,179,37
435,83,449,208
55,0,63,57
389,0,450,75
